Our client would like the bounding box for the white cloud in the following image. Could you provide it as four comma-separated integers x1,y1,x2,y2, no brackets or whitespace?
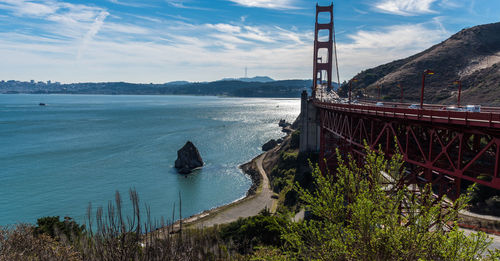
228,0,297,9
240,26,274,42
275,26,303,44
0,0,58,17
102,22,152,35
165,0,213,11
374,0,438,16
108,0,153,8
78,11,109,59
204,23,276,43
206,23,241,34
337,23,449,79
0,1,453,84
439,0,462,9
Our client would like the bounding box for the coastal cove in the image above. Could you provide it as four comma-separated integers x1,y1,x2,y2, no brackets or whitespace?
0,94,300,226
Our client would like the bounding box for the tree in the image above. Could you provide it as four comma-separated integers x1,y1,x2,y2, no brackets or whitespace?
278,146,496,260
34,216,85,242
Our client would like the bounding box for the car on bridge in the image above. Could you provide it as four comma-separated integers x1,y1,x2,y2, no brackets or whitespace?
464,105,481,112
408,104,422,109
443,106,462,111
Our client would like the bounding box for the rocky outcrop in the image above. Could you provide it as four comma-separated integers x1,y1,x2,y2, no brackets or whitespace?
240,161,261,196
262,139,278,151
175,141,204,174
279,119,293,134
279,119,291,128
291,114,301,129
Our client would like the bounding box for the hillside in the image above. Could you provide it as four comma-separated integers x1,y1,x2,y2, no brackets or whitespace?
220,76,275,83
0,79,312,98
339,22,500,106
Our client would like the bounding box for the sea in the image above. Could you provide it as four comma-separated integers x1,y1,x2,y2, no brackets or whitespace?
0,94,300,226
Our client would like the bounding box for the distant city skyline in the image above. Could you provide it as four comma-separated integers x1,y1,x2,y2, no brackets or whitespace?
0,0,498,83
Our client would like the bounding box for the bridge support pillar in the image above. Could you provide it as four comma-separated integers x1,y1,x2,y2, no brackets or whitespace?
300,91,320,153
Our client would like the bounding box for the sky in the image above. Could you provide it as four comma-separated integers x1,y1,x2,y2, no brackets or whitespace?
0,0,498,83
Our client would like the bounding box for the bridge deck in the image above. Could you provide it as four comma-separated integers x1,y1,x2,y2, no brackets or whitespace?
315,101,500,129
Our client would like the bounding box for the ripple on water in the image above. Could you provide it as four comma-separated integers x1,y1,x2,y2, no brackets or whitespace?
0,94,300,225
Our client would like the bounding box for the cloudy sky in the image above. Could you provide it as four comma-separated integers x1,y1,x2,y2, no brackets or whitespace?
0,0,498,83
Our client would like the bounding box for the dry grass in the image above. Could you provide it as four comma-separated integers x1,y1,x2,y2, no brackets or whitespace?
0,189,248,261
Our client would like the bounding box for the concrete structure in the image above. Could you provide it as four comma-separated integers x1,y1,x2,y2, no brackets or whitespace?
299,90,320,152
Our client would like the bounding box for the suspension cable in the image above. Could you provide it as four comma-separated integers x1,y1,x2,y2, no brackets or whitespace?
332,4,341,90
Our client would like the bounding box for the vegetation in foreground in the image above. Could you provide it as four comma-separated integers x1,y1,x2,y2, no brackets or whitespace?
1,146,499,260
256,147,499,260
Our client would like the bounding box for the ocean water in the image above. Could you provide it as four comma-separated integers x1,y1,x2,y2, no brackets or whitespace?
0,94,300,226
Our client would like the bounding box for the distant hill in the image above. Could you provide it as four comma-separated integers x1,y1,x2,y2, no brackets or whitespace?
338,22,500,106
0,79,312,98
165,81,190,85
220,76,275,83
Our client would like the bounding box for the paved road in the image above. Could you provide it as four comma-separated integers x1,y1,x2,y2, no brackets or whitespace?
182,151,500,252
187,152,276,228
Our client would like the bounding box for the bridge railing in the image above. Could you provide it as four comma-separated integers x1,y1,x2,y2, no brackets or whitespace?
314,101,500,128
336,98,500,113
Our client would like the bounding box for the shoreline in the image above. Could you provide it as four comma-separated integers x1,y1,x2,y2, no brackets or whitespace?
172,120,296,229
163,151,269,231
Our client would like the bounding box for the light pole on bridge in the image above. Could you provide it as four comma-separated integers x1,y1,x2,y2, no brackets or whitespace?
398,83,403,103
420,69,434,109
348,78,357,104
453,80,462,107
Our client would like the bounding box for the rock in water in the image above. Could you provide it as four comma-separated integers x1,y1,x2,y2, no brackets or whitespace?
278,119,290,127
175,141,204,174
262,139,278,151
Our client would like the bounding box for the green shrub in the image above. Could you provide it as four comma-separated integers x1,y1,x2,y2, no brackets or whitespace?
469,175,500,216
276,146,494,260
280,151,298,167
34,216,85,241
283,168,296,177
484,196,500,216
219,214,287,254
272,177,289,193
290,131,300,149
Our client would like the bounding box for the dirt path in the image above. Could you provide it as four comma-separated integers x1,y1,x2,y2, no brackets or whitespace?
183,152,276,228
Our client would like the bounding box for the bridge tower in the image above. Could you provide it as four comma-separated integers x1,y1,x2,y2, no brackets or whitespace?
312,3,334,97
300,4,336,153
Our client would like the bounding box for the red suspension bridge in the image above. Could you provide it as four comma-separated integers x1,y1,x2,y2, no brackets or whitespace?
300,4,500,198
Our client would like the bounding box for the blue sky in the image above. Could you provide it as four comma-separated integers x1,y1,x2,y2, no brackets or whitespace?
0,0,498,83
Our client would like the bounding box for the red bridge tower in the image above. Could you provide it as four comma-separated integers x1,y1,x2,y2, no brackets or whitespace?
312,4,334,97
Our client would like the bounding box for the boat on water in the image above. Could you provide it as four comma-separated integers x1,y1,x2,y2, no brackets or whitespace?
39,103,46,106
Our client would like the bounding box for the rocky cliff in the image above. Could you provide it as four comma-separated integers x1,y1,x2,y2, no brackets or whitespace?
339,22,500,106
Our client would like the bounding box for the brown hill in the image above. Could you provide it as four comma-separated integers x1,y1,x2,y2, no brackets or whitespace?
339,22,500,106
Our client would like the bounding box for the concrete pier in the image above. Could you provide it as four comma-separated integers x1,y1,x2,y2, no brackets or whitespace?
299,90,320,152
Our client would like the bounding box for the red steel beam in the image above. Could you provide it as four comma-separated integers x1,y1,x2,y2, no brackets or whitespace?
318,105,500,196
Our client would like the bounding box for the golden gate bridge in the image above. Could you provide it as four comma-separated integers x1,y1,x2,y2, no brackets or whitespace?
299,4,500,198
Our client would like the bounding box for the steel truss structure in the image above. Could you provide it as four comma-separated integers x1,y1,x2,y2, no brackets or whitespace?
316,101,500,198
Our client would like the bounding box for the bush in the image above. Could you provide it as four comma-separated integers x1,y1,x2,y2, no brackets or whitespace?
34,216,85,241
1,224,80,260
272,177,288,193
290,130,300,149
219,214,287,254
469,175,500,216
485,196,500,216
276,146,494,260
280,151,298,167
